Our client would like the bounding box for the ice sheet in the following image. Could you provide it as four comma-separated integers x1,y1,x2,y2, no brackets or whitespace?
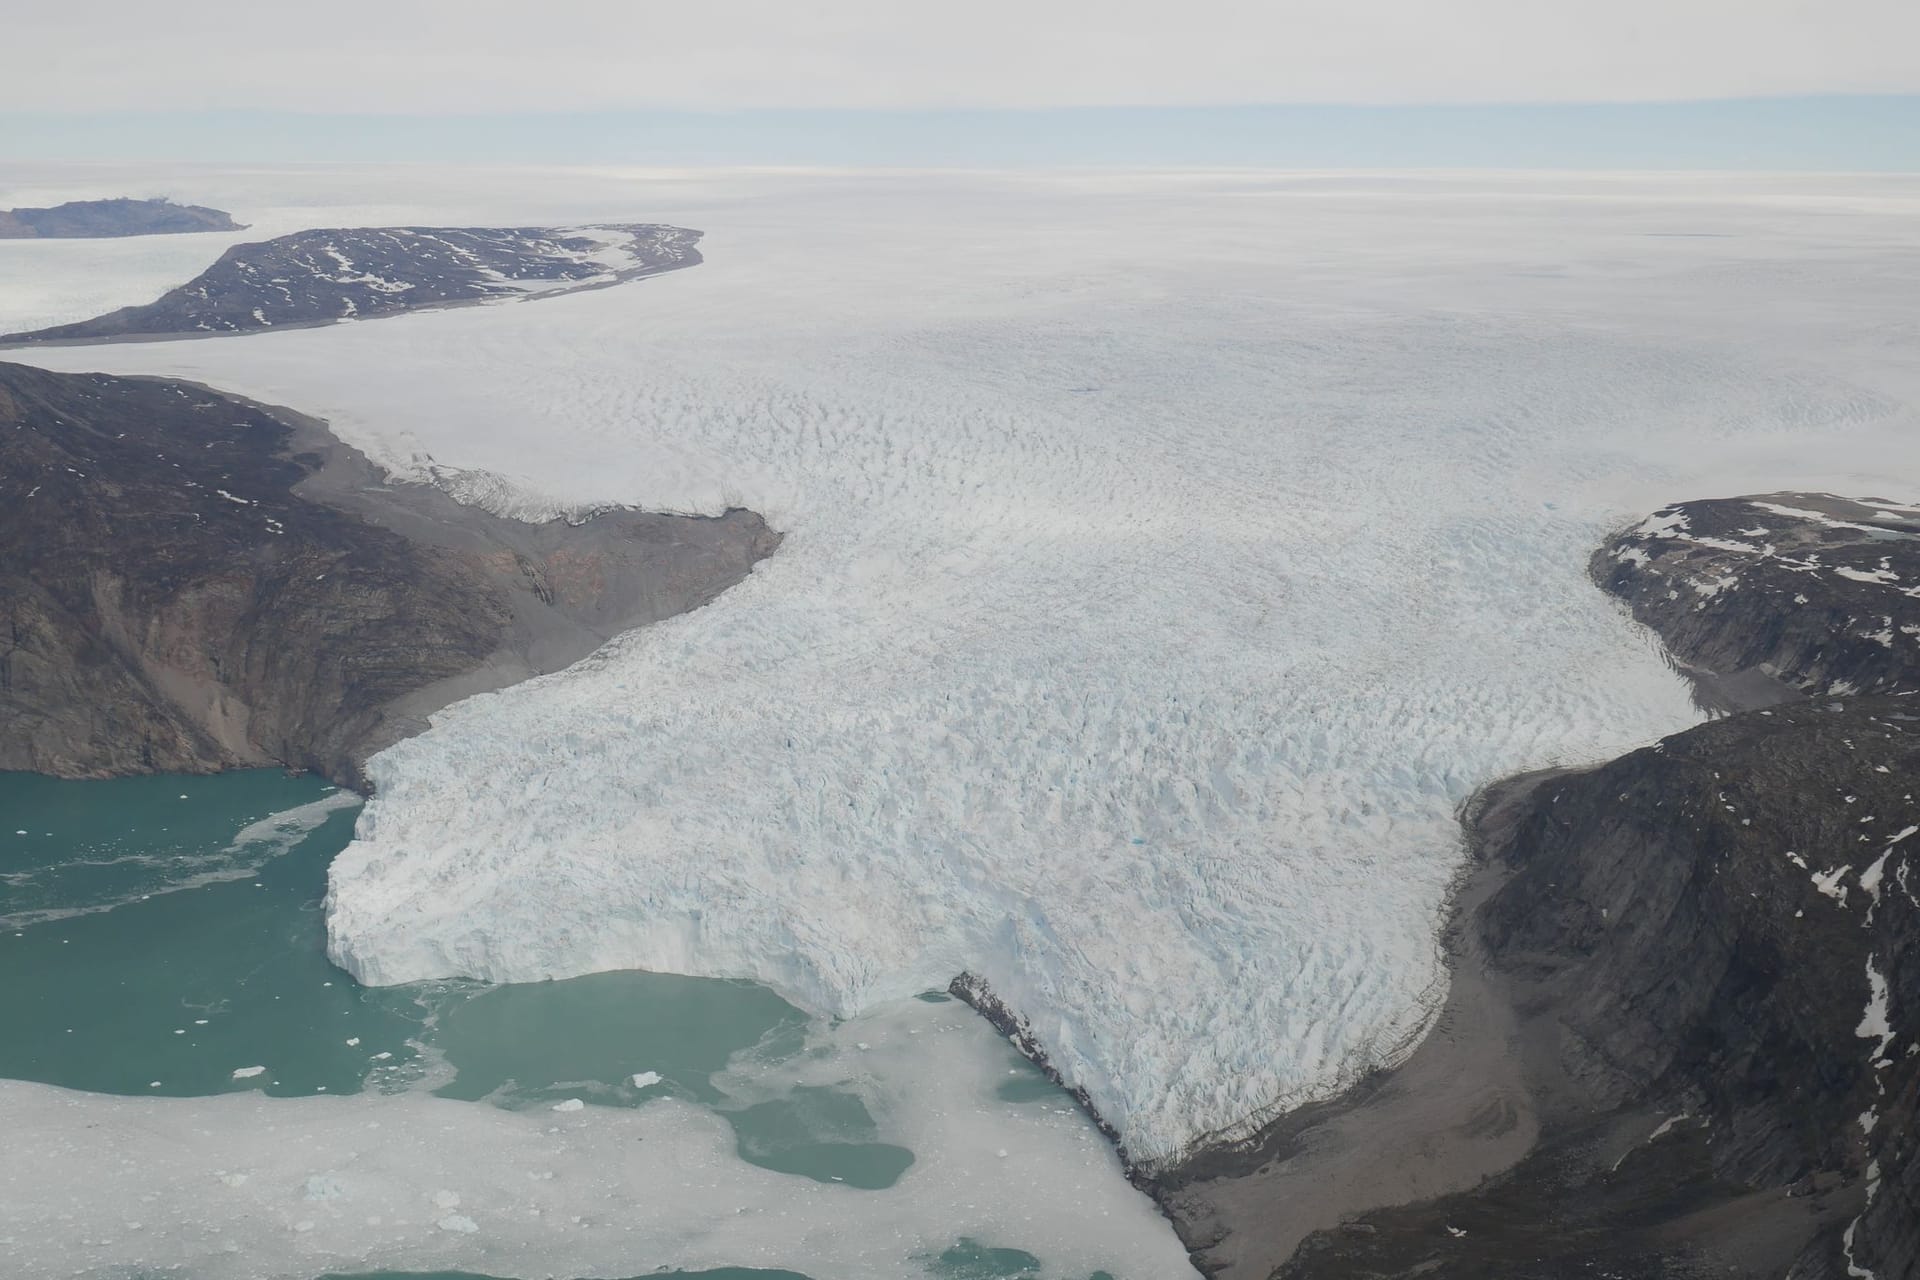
11,167,1920,1165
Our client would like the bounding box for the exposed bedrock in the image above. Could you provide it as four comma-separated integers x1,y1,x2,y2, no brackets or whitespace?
0,361,777,789
0,223,702,343
1155,494,1918,1280
1595,491,1920,706
0,196,242,240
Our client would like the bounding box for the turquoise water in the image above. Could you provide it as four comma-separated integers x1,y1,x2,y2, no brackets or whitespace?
329,1260,1101,1280
0,770,912,1186
328,1273,809,1280
1,770,1118,1279
995,1072,1068,1103
326,1254,1114,1280
2,770,423,1097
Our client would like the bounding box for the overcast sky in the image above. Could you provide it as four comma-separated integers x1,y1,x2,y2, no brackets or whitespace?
8,0,1920,114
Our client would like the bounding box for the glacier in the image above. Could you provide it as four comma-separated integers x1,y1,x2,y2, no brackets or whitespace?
10,167,1920,1168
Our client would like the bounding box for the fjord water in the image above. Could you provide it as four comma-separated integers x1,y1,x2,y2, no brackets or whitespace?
333,1250,1091,1280
1,769,419,1097
328,1272,807,1280
332,1249,1085,1280
1,770,1126,1278
0,770,907,1179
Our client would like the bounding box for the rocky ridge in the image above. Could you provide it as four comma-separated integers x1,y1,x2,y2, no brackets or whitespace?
0,197,241,239
1596,492,1920,706
0,360,776,788
0,223,702,343
1153,493,1919,1279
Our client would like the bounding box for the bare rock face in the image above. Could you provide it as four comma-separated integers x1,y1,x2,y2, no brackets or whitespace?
1161,495,1919,1280
0,361,776,788
1264,697,1917,1280
0,197,242,239
0,223,702,343
1595,492,1920,703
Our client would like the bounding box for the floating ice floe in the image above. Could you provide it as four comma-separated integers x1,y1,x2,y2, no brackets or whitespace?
0,996,1191,1278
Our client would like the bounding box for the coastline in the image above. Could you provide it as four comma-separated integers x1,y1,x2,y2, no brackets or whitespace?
238,384,779,783
1151,771,1557,1277
0,227,702,349
1144,492,1920,1278
0,361,776,788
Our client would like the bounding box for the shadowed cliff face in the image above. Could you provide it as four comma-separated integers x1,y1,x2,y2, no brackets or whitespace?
1476,700,1913,1277
1266,698,1918,1280
0,361,777,788
1161,495,1919,1280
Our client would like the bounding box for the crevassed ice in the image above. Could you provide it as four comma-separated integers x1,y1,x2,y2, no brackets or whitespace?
16,169,1920,1166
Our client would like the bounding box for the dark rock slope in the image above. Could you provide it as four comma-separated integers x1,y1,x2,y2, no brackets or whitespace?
0,223,701,343
1271,698,1917,1280
0,360,776,788
1596,492,1920,704
1160,494,1919,1280
0,197,241,239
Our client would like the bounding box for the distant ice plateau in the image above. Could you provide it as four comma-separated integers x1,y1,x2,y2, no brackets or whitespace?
9,168,1920,1170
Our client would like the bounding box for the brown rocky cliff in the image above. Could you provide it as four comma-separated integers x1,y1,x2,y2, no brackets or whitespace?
1160,494,1919,1280
0,361,776,788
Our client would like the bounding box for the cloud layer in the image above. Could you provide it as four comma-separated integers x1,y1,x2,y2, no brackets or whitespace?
9,0,1920,114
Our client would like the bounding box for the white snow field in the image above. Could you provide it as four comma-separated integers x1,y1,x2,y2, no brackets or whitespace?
10,168,1920,1173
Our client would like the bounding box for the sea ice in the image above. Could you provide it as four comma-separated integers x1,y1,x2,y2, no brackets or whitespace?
11,167,1920,1166
0,997,1191,1278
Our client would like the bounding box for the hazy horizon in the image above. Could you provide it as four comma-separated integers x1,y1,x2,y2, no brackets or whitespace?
5,95,1919,172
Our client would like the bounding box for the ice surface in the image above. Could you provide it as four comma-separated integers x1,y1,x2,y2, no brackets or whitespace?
11,168,1920,1166
0,997,1190,1279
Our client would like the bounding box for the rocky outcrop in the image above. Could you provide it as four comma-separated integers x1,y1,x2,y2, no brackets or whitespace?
949,973,1134,1159
1270,698,1917,1279
1595,492,1920,704
0,223,702,343
0,361,777,788
1157,495,1919,1280
0,197,241,239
